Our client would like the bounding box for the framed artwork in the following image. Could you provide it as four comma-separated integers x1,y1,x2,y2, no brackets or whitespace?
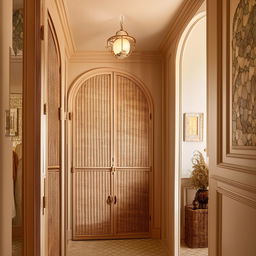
184,113,203,142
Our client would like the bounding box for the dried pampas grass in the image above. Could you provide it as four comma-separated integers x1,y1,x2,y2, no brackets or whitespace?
190,151,209,190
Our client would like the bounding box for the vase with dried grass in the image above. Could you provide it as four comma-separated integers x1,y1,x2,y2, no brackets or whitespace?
190,151,209,209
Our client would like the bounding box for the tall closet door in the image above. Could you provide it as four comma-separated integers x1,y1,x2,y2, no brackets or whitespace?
114,75,150,235
47,22,61,255
72,74,113,239
71,72,151,240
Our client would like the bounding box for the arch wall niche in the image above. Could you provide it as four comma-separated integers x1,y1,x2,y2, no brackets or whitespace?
66,68,161,240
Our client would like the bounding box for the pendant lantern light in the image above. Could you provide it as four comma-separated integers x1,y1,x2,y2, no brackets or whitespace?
107,16,136,59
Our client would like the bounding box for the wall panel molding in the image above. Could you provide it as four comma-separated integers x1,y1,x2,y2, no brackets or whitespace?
217,187,256,210
216,0,256,173
212,175,256,193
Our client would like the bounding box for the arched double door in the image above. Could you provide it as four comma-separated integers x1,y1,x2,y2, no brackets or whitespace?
69,70,153,240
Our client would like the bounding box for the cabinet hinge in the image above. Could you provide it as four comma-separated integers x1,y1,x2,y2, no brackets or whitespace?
40,25,44,40
58,107,61,120
43,103,47,115
42,196,46,210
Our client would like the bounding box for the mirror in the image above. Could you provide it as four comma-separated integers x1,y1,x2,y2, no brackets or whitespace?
11,0,23,255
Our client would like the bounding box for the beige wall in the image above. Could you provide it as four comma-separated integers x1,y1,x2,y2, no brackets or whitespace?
67,55,163,238
181,16,207,178
178,13,207,242
0,0,13,255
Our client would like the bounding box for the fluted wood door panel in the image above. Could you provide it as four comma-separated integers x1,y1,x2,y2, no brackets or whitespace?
115,75,150,235
73,74,112,239
72,72,151,239
73,169,112,238
73,75,111,168
47,22,61,256
115,169,150,234
48,27,60,167
48,171,60,256
116,75,149,167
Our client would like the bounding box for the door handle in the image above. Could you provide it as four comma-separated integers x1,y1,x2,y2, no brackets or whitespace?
111,165,116,175
114,196,117,204
107,195,113,205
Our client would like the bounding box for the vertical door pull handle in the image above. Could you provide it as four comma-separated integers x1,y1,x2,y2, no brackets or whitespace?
114,196,117,204
107,196,113,205
111,165,116,175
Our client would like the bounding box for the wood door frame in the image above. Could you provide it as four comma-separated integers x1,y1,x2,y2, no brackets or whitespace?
23,0,41,255
66,68,155,240
175,11,206,255
162,0,205,254
45,13,62,256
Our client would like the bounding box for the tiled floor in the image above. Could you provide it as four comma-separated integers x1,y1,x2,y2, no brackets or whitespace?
180,241,208,256
68,239,208,256
68,239,168,256
12,239,22,256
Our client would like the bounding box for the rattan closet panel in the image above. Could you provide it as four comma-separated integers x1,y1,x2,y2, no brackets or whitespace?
72,73,150,239
47,22,61,256
74,75,111,168
116,75,149,168
73,75,112,238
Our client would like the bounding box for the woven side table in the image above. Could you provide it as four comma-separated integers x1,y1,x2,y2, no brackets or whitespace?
185,205,208,248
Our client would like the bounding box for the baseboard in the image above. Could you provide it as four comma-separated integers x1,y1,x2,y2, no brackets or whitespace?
161,238,172,256
151,228,161,239
67,229,72,240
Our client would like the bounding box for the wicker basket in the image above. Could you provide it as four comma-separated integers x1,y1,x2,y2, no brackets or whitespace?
185,205,208,248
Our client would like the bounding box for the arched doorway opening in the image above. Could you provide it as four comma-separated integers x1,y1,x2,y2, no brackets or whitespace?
175,11,208,256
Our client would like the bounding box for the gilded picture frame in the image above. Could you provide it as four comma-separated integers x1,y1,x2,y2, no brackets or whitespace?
184,113,204,142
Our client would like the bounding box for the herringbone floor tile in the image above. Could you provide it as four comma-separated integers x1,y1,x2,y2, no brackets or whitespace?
68,239,168,256
68,239,208,256
180,241,208,256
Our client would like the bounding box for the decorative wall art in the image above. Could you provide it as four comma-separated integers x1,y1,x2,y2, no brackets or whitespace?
232,0,256,146
9,94,22,147
184,113,204,142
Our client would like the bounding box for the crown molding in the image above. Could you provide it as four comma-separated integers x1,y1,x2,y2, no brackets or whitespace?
55,0,76,57
69,51,163,63
159,0,205,53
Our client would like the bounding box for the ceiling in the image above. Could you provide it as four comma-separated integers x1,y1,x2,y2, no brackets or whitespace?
66,0,185,51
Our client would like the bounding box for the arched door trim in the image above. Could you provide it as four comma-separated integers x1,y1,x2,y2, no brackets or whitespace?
67,68,153,115
66,68,155,239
